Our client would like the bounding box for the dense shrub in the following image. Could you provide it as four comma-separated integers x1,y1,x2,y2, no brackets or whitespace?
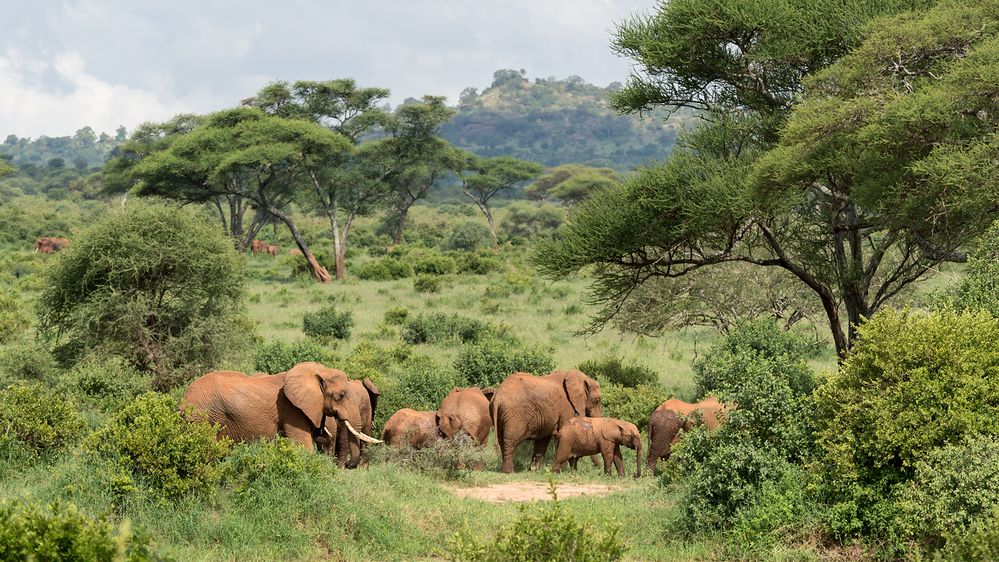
578,356,658,388
86,392,231,501
400,313,495,345
725,465,823,553
498,202,564,240
0,383,86,456
0,500,158,561
368,433,495,479
59,356,152,414
0,341,58,385
0,292,29,344
221,438,329,498
373,355,463,431
383,306,410,325
454,338,555,388
951,221,999,317
413,274,442,293
897,435,999,549
411,252,458,276
448,480,626,561
453,250,502,275
302,305,354,340
37,203,251,390
599,382,668,431
253,339,331,374
355,256,412,280
444,221,492,252
936,515,999,562
814,309,999,537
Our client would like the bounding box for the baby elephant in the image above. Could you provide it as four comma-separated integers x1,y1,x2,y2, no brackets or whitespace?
554,417,642,477
646,409,693,473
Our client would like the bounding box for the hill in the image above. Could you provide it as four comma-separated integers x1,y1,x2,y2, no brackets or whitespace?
440,69,692,171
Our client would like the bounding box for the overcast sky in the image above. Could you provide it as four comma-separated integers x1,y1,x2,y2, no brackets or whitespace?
0,0,652,138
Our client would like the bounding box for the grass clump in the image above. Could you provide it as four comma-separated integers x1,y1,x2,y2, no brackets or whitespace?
221,438,331,498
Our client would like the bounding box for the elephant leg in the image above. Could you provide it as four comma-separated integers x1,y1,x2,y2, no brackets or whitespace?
283,424,316,452
531,437,552,470
613,444,624,477
501,436,523,474
590,454,600,467
601,444,614,475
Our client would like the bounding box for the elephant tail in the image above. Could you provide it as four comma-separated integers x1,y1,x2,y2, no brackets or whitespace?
492,400,504,453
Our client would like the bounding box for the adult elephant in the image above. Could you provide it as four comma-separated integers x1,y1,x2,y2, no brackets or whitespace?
646,397,727,472
437,387,494,446
181,362,382,464
324,378,379,468
491,370,601,473
382,409,439,448
658,397,727,429
34,237,69,254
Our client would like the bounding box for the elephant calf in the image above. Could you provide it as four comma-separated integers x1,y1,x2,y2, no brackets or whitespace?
646,409,693,473
554,417,642,477
437,387,494,445
382,409,439,449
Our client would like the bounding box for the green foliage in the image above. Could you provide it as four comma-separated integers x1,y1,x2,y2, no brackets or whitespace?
59,356,152,414
411,252,458,275
599,382,668,431
355,256,413,280
383,306,410,325
413,274,441,293
0,499,159,561
936,514,999,562
221,438,329,498
301,305,354,340
725,465,823,553
454,337,555,388
0,292,29,344
578,356,657,388
368,433,493,479
453,250,502,275
400,313,495,345
526,163,621,204
86,393,231,501
37,202,250,390
815,309,999,538
444,221,492,252
0,383,86,456
391,355,463,412
897,435,999,549
0,341,58,385
951,221,999,317
499,202,564,240
448,479,626,561
253,339,331,374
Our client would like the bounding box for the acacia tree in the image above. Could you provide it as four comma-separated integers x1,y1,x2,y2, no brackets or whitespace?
535,0,996,356
525,164,621,205
460,155,544,248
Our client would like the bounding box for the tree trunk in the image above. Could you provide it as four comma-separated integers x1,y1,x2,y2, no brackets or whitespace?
485,207,498,250
277,212,330,283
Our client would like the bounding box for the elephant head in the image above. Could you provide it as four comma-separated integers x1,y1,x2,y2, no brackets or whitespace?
560,370,602,418
282,362,382,464
602,420,642,477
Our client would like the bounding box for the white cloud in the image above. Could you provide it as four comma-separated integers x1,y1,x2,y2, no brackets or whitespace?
0,50,193,137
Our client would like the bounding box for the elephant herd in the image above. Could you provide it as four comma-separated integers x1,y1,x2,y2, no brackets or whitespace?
250,239,280,256
180,362,728,477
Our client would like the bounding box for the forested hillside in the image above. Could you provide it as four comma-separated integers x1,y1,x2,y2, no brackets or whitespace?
441,70,689,171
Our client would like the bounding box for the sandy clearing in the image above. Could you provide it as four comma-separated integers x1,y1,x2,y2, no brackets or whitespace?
451,481,625,503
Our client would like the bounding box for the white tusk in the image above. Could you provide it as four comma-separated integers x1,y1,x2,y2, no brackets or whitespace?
323,426,333,437
343,419,383,444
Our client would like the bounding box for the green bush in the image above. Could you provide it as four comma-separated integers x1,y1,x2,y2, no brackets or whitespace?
412,252,458,276
355,256,412,280
37,202,250,390
59,356,152,414
897,434,999,549
0,292,29,344
413,274,441,293
0,383,86,456
725,464,823,553
392,356,463,412
498,202,565,240
86,392,231,501
814,309,999,537
936,514,999,562
400,313,495,345
454,338,555,388
578,356,658,388
0,341,58,385
483,272,536,298
253,339,331,374
448,479,626,561
444,221,492,252
383,306,410,325
599,382,668,431
453,250,502,275
301,305,353,340
951,220,999,317
0,500,158,561
221,438,329,498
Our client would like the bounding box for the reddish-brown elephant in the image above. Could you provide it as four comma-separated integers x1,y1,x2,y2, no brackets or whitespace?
554,417,642,477
323,378,379,468
646,397,728,472
437,387,494,446
382,409,439,449
180,362,382,463
266,244,280,256
491,370,601,473
34,237,70,254
250,239,268,255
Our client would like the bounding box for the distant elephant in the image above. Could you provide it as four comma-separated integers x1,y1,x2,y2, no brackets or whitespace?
250,239,268,255
288,249,303,256
437,387,494,445
646,409,693,473
491,370,602,473
180,362,382,464
266,244,280,256
382,408,439,449
658,397,727,430
324,378,379,468
554,417,642,477
34,236,69,254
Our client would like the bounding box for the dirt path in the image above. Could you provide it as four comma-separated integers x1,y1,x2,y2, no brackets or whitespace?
451,481,624,503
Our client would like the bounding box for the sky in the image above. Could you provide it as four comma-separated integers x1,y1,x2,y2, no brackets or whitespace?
0,0,653,138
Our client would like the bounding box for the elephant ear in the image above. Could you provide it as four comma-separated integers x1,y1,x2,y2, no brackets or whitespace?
362,377,380,421
283,364,325,428
562,372,587,416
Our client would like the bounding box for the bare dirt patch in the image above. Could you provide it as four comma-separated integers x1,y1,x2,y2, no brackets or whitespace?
452,481,625,503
